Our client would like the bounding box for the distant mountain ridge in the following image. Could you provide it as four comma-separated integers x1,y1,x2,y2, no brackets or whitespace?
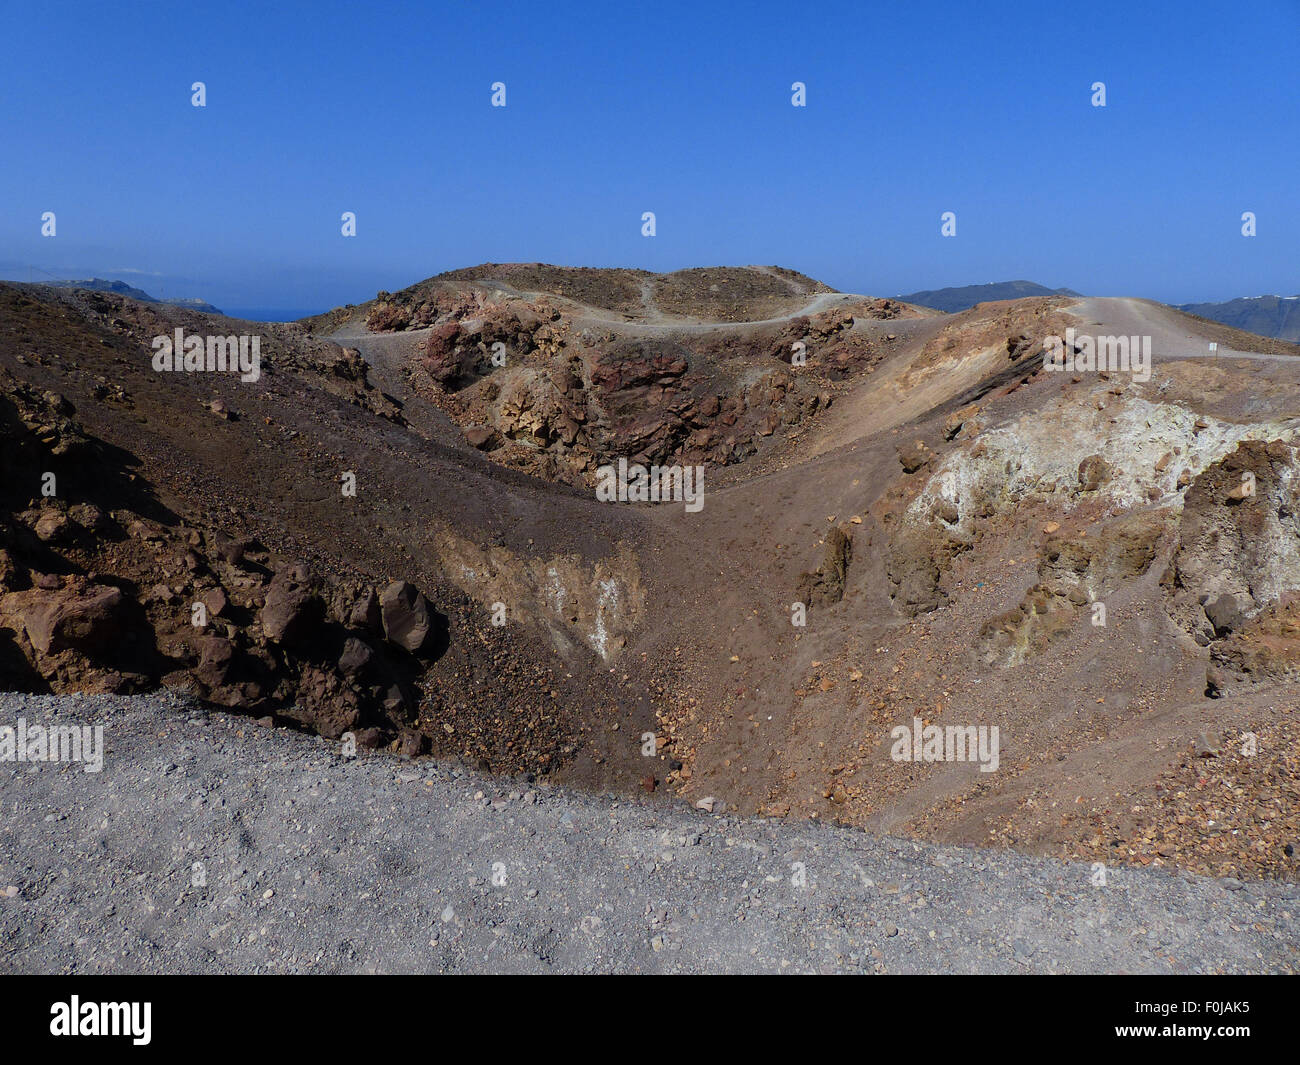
1176,294,1300,342
41,277,222,314
897,280,1081,313
39,273,1300,342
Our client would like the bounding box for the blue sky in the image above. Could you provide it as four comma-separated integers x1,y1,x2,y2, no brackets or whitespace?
2,0,1296,315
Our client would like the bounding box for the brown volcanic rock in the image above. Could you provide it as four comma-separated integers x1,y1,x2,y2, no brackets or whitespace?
585,343,696,464
260,565,324,644
422,321,465,384
797,525,853,608
195,634,237,688
1168,439,1300,646
347,587,382,633
1211,595,1300,684
1204,593,1243,636
463,425,502,450
380,580,432,654
589,339,690,393
897,439,934,474
337,635,375,678
289,664,362,738
886,525,966,616
494,372,575,448
1040,510,1166,602
1077,454,1113,491
21,582,124,656
379,267,881,483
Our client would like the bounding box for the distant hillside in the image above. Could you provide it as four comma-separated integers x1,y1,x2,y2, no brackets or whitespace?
302,263,838,332
898,280,1081,313
1176,295,1300,342
41,278,222,314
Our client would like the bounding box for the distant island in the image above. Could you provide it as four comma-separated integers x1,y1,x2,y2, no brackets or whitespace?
1177,294,1300,343
897,280,1082,313
40,277,222,315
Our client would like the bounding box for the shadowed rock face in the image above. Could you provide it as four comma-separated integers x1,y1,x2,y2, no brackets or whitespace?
0,387,451,748
0,311,616,774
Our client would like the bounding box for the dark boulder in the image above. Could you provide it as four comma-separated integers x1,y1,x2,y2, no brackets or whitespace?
380,581,431,653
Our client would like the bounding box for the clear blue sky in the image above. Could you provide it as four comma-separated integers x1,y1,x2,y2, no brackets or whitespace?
2,0,1296,315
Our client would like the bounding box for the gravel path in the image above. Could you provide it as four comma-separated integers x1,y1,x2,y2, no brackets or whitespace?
1,693,1294,974
1070,296,1297,361
328,286,862,343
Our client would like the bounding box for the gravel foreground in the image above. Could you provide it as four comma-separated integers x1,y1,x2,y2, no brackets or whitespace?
0,692,1294,974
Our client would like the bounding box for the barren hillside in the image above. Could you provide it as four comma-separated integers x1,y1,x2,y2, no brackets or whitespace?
2,266,1298,884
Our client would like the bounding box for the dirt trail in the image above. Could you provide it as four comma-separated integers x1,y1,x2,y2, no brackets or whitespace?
1070,297,1299,361
334,282,861,336
799,295,1300,465
752,264,809,295
572,289,856,333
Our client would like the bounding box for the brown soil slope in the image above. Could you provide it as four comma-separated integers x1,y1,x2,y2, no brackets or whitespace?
3,269,1299,883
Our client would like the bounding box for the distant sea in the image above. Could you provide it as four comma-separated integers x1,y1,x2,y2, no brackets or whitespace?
220,308,325,323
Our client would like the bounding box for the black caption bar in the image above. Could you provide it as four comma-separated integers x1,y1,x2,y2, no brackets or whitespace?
0,975,1289,1053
